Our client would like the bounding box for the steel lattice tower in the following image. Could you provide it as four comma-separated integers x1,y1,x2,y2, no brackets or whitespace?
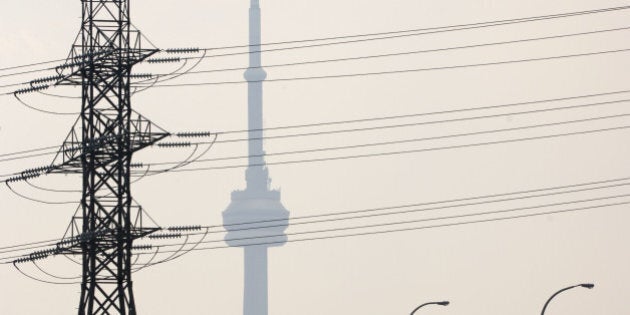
64,1,161,314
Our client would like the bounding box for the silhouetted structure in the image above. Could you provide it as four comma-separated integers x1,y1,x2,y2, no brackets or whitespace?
222,1,290,315
52,1,165,313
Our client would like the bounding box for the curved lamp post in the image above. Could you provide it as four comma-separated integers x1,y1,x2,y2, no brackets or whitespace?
541,283,594,315
410,301,450,315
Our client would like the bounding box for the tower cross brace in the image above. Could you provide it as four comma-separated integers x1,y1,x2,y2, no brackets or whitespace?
71,1,158,314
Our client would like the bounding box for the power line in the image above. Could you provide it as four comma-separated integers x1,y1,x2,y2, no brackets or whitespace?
2,197,623,271
139,193,630,249
2,175,629,259
2,192,628,262
146,111,630,168
1,5,627,85
155,182,630,240
170,26,630,75
209,177,630,230
113,200,630,254
0,58,68,73
5,182,77,205
0,144,60,158
1,109,625,177
215,89,630,135
185,7,630,61
3,92,627,167
6,26,628,91
0,150,61,163
195,5,630,51
6,195,615,280
1,37,627,100
0,67,60,81
142,124,630,174
12,94,77,116
211,99,630,144
133,48,630,88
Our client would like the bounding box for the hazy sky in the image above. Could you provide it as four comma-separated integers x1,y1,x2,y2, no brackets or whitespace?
1,1,630,314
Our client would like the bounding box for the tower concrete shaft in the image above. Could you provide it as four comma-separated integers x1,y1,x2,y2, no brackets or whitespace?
223,1,289,315
244,245,269,315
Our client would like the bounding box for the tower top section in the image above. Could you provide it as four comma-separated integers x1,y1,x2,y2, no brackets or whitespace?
223,0,289,248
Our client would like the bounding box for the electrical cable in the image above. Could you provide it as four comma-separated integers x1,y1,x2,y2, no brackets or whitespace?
5,182,77,205
215,90,630,135
0,144,59,158
0,112,620,179
1,4,627,75
12,262,79,285
142,135,218,177
157,181,630,239
140,124,630,174
1,5,628,85
6,198,627,263
2,112,622,180
2,88,628,164
147,111,630,168
185,8,630,62
131,246,162,273
4,25,629,95
118,200,630,254
212,176,630,229
143,193,630,248
13,94,77,116
2,175,629,260
0,58,68,73
195,5,630,51
133,48,630,88
212,99,630,144
159,26,630,78
25,178,80,193
32,260,80,280
3,195,625,285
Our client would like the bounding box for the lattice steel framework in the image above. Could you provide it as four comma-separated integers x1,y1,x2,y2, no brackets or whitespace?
64,1,161,314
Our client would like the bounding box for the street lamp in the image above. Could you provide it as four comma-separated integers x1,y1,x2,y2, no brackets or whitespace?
541,283,594,315
410,301,450,314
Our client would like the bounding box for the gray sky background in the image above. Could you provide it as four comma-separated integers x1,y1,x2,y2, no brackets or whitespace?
1,0,630,314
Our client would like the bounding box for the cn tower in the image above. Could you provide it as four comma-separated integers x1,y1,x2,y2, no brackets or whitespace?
222,1,290,315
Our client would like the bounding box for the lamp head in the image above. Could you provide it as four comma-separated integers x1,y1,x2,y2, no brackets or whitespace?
437,301,450,306
580,283,595,289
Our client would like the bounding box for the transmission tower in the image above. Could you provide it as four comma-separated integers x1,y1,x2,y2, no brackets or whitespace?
54,1,165,314
1,0,221,312
2,0,229,313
